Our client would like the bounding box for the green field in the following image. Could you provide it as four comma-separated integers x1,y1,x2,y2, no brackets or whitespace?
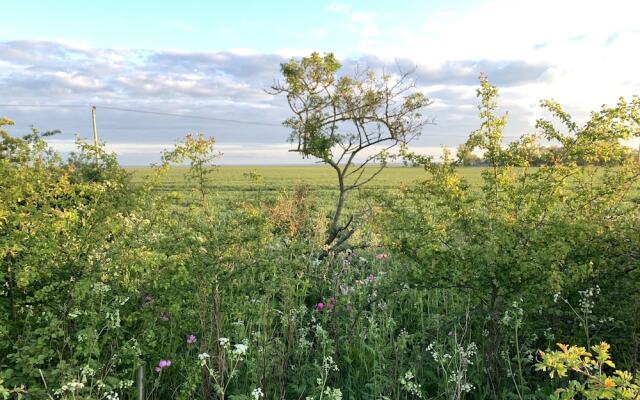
128,165,639,203
127,165,485,195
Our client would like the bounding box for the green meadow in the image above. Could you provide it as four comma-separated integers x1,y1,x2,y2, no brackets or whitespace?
127,165,485,193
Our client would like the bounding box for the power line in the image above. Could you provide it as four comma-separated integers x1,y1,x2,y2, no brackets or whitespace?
96,105,282,127
0,103,522,139
0,103,282,127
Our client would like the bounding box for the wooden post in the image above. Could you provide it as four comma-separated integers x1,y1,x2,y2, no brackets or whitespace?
137,365,145,400
91,106,99,163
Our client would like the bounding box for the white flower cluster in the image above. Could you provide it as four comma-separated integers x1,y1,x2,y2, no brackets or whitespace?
399,370,423,399
54,380,85,396
104,391,120,400
322,356,339,373
233,343,248,356
251,387,264,400
578,285,600,315
322,387,343,400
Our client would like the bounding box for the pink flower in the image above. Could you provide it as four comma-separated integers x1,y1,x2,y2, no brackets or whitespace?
327,297,336,309
186,334,197,344
375,253,389,261
160,311,170,321
155,367,161,373
316,302,324,311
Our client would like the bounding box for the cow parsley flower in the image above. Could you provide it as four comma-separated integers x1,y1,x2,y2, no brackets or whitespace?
233,343,248,355
251,387,264,399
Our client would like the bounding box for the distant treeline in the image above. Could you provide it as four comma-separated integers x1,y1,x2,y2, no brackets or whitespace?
456,142,640,166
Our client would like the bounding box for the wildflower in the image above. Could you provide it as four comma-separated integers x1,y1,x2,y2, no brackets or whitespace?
218,337,230,347
156,359,172,373
448,331,454,336
198,352,210,360
327,297,336,309
186,334,197,344
159,311,170,321
316,302,324,311
233,343,248,355
375,253,389,261
252,387,264,399
604,377,616,389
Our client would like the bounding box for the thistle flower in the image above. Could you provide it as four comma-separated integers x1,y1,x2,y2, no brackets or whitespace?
316,302,324,311
186,334,197,344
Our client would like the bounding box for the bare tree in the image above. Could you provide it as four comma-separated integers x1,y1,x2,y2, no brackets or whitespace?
270,52,432,253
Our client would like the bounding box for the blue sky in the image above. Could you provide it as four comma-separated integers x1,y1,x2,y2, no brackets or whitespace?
1,0,639,164
3,1,468,54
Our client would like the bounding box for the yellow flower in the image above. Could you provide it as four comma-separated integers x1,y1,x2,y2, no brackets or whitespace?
603,378,616,389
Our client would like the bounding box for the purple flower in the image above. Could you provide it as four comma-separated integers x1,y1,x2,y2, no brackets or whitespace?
316,302,324,311
156,359,172,373
448,331,454,337
186,334,197,344
327,297,336,309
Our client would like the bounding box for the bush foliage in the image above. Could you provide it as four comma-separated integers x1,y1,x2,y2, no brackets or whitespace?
1,72,639,399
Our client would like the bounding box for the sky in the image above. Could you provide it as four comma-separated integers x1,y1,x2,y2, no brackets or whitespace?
1,0,639,164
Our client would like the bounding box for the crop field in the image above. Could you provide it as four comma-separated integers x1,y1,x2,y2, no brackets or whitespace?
127,165,638,201
127,165,482,193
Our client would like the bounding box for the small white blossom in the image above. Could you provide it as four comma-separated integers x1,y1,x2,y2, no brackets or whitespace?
233,343,248,355
251,387,264,400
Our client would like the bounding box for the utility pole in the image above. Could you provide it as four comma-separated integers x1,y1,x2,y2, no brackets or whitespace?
91,105,99,163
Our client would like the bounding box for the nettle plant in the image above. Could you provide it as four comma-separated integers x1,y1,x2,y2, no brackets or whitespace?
270,52,431,253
